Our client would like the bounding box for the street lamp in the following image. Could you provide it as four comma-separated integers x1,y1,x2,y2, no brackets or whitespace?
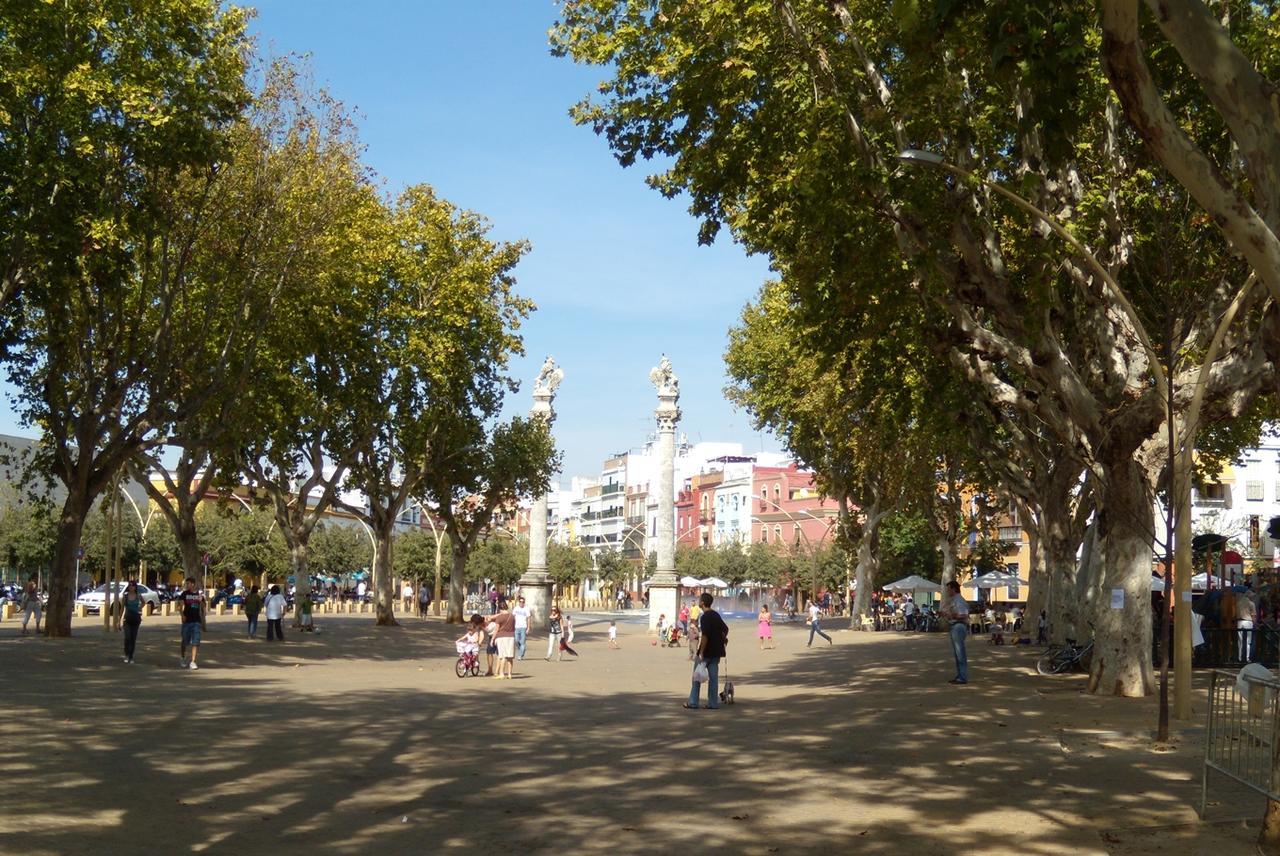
897,148,1256,720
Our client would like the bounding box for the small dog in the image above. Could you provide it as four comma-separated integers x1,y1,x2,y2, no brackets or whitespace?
719,680,735,705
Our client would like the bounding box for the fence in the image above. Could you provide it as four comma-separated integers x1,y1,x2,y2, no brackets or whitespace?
1201,667,1280,818
1194,627,1280,669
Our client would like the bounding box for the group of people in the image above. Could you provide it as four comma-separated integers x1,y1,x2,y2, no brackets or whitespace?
454,597,585,679
81,577,298,669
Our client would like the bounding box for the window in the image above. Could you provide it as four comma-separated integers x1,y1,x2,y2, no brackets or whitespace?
774,485,781,503
1251,515,1261,550
761,526,769,543
775,525,783,542
1247,480,1265,501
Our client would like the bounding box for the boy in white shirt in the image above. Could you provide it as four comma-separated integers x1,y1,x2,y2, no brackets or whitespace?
608,621,619,649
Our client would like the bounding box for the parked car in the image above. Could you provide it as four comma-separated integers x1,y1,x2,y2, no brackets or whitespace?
75,582,161,615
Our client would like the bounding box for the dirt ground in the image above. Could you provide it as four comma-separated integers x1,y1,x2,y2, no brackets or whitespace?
0,610,1269,855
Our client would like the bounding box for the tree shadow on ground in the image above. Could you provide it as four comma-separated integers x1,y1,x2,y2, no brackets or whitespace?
0,618,1264,855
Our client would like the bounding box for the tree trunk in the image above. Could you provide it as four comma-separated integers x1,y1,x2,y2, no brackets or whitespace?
938,537,957,588
447,546,467,623
1046,529,1082,646
47,488,93,636
1023,518,1047,640
372,525,397,626
1088,457,1156,697
290,539,310,628
177,517,201,583
851,507,882,619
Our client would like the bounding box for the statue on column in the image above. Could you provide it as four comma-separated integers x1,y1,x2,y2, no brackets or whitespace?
649,354,679,397
534,355,564,396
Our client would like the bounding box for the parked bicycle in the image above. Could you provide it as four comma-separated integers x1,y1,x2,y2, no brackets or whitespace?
1036,637,1094,675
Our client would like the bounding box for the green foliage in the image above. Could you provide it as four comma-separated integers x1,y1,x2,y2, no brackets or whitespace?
548,542,592,585
593,549,631,587
0,0,250,332
394,528,446,582
876,512,942,585
466,537,527,585
309,523,373,578
0,496,58,578
195,506,288,582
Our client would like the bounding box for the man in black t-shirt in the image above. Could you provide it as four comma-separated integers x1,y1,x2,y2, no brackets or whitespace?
685,592,728,710
178,577,206,670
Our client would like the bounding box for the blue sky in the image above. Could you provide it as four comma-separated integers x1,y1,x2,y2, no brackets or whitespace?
247,1,779,482
0,1,780,484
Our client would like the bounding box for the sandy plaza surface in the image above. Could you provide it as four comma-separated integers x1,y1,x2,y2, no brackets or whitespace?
0,609,1267,855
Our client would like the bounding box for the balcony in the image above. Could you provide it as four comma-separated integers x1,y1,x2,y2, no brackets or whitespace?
997,526,1023,544
1193,496,1230,509
601,483,624,497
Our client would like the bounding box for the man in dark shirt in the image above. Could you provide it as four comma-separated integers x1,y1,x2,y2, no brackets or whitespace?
685,592,728,709
178,577,206,670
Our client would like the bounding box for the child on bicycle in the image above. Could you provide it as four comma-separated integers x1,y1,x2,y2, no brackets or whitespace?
456,623,482,656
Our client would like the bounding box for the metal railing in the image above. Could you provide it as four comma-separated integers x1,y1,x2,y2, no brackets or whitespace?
1194,627,1279,669
1202,667,1280,818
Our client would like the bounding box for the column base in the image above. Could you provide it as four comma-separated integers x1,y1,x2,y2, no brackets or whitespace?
647,582,681,632
518,575,553,630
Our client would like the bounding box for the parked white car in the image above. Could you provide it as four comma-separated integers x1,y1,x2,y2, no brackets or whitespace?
75,582,161,615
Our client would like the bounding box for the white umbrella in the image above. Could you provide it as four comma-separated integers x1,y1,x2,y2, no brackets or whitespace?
679,576,702,587
963,571,1030,589
1191,573,1232,591
699,577,729,589
883,575,943,592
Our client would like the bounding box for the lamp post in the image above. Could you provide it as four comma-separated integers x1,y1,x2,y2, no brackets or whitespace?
896,149,1255,720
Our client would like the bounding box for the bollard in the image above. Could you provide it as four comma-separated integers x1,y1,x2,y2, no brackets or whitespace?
217,604,226,616
2,602,14,620
76,604,87,618
232,603,241,616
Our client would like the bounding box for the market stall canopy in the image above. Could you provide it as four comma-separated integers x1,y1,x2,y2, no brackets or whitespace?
700,577,729,589
679,576,702,587
883,575,943,592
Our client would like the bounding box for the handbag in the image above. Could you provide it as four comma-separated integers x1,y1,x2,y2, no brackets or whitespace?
692,661,709,683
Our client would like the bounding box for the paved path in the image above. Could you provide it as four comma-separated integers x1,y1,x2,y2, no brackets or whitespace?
0,613,1263,854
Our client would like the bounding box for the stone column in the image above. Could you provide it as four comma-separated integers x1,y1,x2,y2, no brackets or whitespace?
646,355,681,631
518,357,563,630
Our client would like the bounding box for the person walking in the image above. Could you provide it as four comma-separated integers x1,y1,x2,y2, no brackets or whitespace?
264,585,286,642
512,596,531,659
19,577,41,636
121,580,144,663
418,584,431,618
684,592,728,710
608,620,620,649
177,577,206,670
941,580,970,684
757,604,775,650
560,613,580,658
546,606,565,660
489,600,516,679
806,599,832,647
243,586,263,638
